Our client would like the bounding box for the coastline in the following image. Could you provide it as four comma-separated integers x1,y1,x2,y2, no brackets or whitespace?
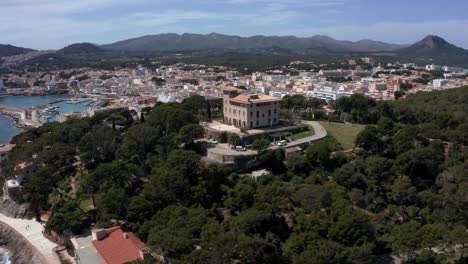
0,111,27,130
0,94,71,134
0,220,49,264
0,212,61,264
0,91,68,98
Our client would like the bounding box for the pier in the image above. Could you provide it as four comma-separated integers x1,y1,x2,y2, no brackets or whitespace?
0,104,42,128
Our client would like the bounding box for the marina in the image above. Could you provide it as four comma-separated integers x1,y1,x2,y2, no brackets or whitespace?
0,94,93,144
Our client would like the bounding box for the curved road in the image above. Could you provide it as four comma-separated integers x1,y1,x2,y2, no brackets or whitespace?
206,121,328,158
285,121,328,148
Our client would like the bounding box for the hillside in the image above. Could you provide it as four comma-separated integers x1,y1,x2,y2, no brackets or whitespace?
396,35,468,66
2,88,467,263
0,44,34,57
102,33,405,53
58,43,103,54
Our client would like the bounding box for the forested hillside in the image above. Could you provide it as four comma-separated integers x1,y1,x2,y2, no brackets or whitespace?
1,88,467,263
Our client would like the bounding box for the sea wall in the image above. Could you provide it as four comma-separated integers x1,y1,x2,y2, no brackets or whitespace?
0,221,47,264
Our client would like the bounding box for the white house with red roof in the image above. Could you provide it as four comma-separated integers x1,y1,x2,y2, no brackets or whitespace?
72,226,159,264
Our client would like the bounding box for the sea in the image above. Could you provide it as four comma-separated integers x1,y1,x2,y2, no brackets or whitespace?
0,94,89,144
0,248,10,264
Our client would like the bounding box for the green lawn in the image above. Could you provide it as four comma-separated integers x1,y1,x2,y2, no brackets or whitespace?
289,126,315,141
319,122,366,150
79,198,95,212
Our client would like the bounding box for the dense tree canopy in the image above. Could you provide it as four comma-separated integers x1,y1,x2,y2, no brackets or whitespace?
3,88,468,263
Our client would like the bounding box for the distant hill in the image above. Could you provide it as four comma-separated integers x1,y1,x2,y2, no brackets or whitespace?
58,43,103,54
101,33,405,53
0,44,34,57
396,35,468,66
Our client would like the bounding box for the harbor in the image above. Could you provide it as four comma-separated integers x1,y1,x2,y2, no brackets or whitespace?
0,94,99,144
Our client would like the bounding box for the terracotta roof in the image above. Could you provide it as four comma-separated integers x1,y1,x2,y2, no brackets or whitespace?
222,86,241,92
230,94,281,104
14,161,35,171
92,227,146,264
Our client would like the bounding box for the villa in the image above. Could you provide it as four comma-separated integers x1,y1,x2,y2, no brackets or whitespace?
222,87,281,129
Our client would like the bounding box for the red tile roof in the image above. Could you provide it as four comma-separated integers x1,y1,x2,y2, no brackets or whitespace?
14,161,35,171
230,94,281,104
92,227,146,264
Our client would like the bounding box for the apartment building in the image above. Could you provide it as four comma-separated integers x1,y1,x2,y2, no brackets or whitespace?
433,79,449,88
307,86,348,101
223,87,281,128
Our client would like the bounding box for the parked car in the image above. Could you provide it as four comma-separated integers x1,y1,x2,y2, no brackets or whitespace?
209,138,218,144
235,146,247,151
277,140,288,146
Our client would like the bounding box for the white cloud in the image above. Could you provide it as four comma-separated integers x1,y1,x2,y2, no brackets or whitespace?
1,0,467,50
130,11,219,27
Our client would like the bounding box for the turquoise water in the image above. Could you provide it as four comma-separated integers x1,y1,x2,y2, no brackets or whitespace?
0,94,67,108
0,94,89,144
0,115,21,144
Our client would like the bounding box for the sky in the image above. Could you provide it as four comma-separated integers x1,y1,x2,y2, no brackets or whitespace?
1,0,468,50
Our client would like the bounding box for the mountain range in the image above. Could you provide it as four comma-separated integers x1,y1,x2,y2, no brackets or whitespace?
101,33,406,53
1,34,468,67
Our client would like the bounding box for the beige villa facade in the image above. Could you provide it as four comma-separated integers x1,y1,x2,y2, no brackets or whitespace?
222,87,281,128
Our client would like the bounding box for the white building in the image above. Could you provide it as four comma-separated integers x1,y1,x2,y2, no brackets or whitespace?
433,79,449,88
361,78,382,86
403,63,416,69
442,66,465,73
262,75,288,82
361,57,374,64
426,64,441,71
158,94,177,103
308,86,348,101
269,91,288,98
372,66,386,75
4,180,20,199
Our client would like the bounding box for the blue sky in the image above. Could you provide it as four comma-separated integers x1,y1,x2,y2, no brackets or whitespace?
2,0,468,50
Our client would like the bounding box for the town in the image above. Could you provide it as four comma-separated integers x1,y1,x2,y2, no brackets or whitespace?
0,1,468,262
1,57,467,128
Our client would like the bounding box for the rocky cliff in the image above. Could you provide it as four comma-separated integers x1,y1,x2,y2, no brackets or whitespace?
0,221,47,264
